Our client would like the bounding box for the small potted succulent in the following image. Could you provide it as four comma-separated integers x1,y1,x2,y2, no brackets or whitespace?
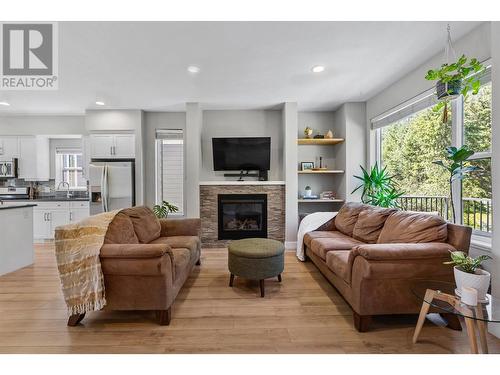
304,186,312,197
425,55,483,123
444,251,492,301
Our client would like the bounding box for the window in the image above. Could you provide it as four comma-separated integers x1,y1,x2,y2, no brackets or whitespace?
374,66,492,235
55,149,86,190
155,130,184,215
462,82,492,233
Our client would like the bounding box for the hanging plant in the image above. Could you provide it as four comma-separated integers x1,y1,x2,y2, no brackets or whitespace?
424,26,484,123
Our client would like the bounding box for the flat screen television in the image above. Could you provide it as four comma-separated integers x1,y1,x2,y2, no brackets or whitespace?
212,137,271,171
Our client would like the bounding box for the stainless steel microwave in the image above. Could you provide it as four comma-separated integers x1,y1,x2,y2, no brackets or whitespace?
0,159,18,178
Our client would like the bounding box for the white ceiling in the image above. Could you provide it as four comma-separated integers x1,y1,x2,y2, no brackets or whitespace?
0,21,482,114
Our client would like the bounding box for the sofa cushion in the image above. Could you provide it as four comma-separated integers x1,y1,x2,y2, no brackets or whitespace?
377,210,448,244
352,206,397,243
104,212,139,244
325,250,351,283
150,236,200,262
121,206,161,244
335,202,370,236
304,231,340,248
310,232,364,260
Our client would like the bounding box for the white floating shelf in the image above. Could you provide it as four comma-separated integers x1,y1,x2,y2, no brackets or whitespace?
298,169,344,174
298,199,344,203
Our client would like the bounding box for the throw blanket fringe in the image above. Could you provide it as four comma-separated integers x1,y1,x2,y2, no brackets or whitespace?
296,212,337,261
55,210,120,316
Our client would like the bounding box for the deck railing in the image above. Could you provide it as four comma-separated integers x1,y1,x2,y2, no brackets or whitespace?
396,195,492,233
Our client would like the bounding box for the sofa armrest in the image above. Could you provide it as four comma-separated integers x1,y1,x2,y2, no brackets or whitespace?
160,218,201,237
352,243,455,261
100,244,172,259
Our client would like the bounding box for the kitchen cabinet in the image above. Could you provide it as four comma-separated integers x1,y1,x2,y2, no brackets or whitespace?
90,133,135,159
31,201,90,241
18,136,50,181
0,137,20,158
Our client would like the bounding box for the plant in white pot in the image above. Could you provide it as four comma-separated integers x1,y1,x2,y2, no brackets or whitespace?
444,251,492,301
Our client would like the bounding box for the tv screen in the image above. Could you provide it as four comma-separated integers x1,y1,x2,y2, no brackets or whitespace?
212,137,271,171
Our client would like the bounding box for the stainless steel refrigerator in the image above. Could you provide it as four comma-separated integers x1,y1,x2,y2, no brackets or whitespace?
89,160,135,215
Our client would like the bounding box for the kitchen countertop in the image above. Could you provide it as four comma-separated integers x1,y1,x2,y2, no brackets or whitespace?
0,203,37,210
0,196,89,202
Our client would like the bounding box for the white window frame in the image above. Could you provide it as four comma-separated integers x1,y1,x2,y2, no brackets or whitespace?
374,63,492,241
155,129,185,216
55,149,87,191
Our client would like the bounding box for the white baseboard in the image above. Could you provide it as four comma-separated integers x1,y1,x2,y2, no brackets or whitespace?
285,241,297,250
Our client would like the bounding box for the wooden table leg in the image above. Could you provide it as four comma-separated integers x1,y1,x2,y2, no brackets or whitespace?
259,279,265,298
413,289,435,343
464,317,479,354
229,273,234,287
475,305,489,354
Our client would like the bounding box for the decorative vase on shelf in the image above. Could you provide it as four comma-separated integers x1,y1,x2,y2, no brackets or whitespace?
325,130,333,139
304,186,312,197
304,126,313,139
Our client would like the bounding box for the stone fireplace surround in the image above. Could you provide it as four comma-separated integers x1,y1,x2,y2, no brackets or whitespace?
200,181,285,247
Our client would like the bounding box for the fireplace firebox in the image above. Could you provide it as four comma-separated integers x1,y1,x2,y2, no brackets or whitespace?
218,194,268,240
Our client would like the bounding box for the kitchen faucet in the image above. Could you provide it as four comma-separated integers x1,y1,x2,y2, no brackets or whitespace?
57,181,72,198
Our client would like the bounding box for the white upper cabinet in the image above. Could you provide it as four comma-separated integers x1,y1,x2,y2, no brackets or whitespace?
18,136,50,181
113,134,135,158
0,137,20,159
90,133,135,159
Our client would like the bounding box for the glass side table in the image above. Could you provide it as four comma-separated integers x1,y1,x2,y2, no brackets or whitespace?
411,280,500,354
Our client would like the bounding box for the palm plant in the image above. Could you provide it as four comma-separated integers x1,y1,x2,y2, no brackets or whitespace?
352,163,404,208
153,201,179,219
433,145,481,223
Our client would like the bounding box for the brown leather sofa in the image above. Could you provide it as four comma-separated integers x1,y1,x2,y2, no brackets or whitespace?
303,202,472,332
98,206,201,325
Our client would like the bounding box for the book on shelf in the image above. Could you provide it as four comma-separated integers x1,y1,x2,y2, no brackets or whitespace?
300,195,319,200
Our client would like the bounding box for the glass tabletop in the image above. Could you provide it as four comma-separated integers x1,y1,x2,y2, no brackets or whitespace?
411,280,500,323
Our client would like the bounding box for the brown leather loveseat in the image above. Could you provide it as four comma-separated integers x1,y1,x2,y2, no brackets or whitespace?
303,202,472,332
98,206,201,325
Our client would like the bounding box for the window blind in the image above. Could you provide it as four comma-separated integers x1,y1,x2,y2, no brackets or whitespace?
156,129,184,215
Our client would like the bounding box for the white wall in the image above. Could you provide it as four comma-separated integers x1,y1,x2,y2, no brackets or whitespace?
366,22,491,165
185,103,202,218
489,22,500,339
85,110,145,205
143,111,186,207
283,103,298,246
200,110,283,181
0,115,85,135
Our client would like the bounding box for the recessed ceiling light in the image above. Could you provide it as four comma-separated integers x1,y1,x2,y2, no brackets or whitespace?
0,101,10,106
187,65,200,74
312,65,325,73
95,101,105,106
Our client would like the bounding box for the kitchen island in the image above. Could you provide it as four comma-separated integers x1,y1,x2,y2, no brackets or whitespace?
0,203,37,276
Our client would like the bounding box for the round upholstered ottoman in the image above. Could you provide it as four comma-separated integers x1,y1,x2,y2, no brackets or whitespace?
228,238,285,297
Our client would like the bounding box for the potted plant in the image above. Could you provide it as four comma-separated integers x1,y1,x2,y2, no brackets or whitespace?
425,54,483,123
153,200,179,219
444,251,492,301
304,186,312,197
432,145,481,223
352,163,404,208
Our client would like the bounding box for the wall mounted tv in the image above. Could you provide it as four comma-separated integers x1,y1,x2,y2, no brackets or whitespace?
212,137,271,171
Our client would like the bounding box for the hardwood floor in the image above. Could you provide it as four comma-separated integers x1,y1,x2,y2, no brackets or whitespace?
0,243,498,354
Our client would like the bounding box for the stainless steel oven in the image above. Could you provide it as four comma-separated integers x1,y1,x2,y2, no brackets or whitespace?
0,159,18,178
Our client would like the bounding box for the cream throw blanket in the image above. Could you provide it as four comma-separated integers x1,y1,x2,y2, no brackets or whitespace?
296,212,337,261
55,210,120,316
